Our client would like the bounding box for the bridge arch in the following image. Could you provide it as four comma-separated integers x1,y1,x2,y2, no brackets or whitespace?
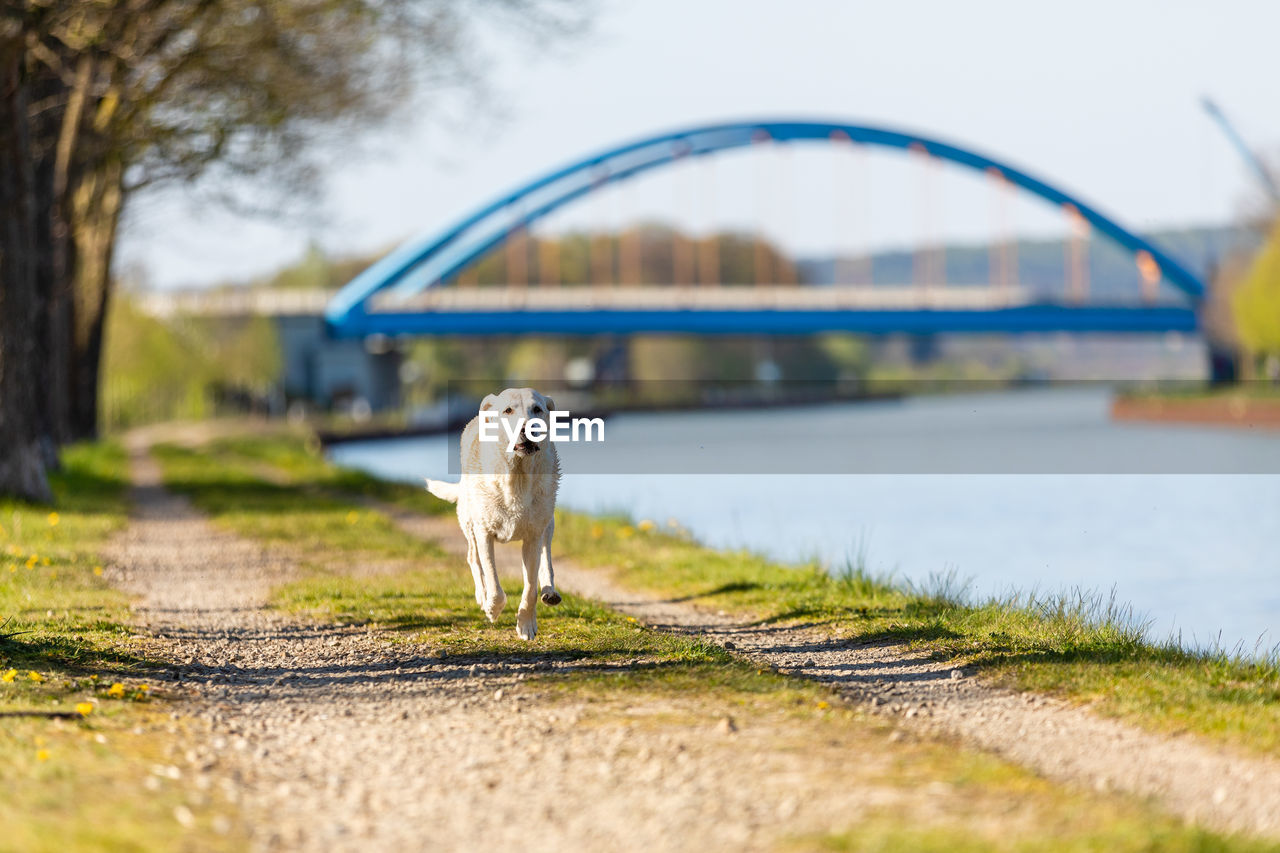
325,119,1205,336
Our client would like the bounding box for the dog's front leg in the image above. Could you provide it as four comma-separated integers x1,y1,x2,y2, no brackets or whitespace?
516,537,541,641
462,521,484,607
538,519,561,606
473,525,506,622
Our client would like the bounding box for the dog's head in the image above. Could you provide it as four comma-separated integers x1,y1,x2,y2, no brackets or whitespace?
480,387,556,458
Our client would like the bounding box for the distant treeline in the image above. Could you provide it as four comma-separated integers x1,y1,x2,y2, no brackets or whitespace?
245,225,800,290
245,222,1260,299
798,225,1263,300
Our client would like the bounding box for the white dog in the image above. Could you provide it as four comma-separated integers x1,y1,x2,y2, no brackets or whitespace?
425,388,562,640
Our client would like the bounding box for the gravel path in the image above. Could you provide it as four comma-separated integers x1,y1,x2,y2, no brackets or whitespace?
379,503,1280,840
103,444,967,852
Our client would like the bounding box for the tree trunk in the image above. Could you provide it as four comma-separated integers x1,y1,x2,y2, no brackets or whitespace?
0,37,53,502
27,54,90,449
67,156,124,440
31,80,72,452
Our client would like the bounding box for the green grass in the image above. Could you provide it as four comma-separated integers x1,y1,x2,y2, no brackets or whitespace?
152,442,447,563
788,733,1280,853
1119,381,1280,401
0,442,240,852
200,431,449,516
800,817,1277,853
146,433,1280,851
553,511,1280,757
1,443,148,703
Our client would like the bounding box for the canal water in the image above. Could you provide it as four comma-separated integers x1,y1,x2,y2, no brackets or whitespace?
329,388,1280,655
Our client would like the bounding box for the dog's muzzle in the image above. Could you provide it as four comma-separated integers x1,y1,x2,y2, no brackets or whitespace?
515,438,540,455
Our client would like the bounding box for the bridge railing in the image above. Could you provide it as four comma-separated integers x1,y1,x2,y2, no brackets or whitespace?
374,284,1035,313
135,289,334,319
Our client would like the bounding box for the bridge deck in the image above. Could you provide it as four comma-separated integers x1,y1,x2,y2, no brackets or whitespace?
376,284,1032,311
134,286,1199,338
346,304,1200,337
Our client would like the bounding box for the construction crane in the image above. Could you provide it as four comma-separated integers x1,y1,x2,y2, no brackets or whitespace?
1202,96,1280,208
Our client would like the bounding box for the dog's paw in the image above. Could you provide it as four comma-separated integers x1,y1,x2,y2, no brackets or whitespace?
515,610,537,641
481,592,507,622
540,586,562,606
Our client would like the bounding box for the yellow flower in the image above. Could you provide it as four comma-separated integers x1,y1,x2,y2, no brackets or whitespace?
346,510,359,524
36,749,50,762
106,683,125,698
817,700,831,710
2,669,16,683
618,526,636,538
27,671,43,683
25,555,37,568
590,524,604,539
47,512,60,527
75,702,94,716
637,519,656,532
137,684,150,693
93,566,103,576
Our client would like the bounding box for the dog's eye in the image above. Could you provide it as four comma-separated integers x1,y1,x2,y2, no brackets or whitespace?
503,407,513,415
531,406,542,414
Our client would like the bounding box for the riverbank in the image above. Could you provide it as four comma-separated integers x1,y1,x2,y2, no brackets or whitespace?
252,424,1280,758
1112,388,1280,431
314,386,904,446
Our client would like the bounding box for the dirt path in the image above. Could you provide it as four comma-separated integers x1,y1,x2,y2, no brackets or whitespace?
379,502,1280,840
103,443,985,852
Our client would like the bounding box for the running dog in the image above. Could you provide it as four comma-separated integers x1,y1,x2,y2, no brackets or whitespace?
425,388,561,640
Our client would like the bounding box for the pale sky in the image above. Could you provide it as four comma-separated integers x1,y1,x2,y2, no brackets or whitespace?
118,0,1280,290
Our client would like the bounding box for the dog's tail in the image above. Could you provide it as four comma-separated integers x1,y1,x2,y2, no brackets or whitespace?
424,478,460,504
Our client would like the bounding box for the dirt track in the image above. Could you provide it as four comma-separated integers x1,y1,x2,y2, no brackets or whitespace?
101,446,945,851
104,439,1280,849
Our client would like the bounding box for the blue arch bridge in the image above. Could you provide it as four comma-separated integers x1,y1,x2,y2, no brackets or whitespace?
324,118,1207,340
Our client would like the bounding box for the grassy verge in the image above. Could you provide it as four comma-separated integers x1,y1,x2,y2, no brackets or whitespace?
0,443,240,852
554,511,1280,757
152,433,1277,850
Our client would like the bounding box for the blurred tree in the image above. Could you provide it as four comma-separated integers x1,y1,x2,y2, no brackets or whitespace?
814,333,870,380
0,0,590,499
0,25,51,500
455,225,798,286
100,296,210,429
100,296,283,430
265,243,334,291
506,338,568,382
1232,220,1280,378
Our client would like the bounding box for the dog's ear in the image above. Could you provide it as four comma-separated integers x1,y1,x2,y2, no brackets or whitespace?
540,394,556,412
480,394,500,412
